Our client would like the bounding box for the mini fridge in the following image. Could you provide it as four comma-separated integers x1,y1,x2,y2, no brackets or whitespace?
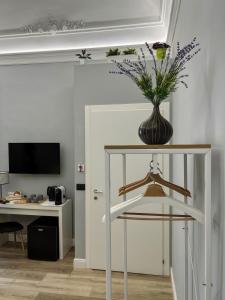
27,216,59,261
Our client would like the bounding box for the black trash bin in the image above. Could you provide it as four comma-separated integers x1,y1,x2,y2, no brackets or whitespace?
27,216,59,261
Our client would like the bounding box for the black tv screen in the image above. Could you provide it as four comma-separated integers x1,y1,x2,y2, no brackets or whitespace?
8,143,60,174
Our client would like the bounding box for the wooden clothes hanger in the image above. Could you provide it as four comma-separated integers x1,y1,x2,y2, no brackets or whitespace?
119,172,191,197
118,160,162,193
102,184,203,224
119,172,153,195
118,213,195,221
144,183,166,197
119,173,150,193
150,173,191,197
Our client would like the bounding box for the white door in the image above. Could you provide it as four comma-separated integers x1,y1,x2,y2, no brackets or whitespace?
85,103,170,275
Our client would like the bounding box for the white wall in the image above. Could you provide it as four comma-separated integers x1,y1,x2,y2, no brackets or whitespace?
74,63,148,258
171,0,225,299
0,60,147,257
0,62,74,223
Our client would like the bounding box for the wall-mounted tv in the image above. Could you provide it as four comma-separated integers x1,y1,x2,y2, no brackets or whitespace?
8,143,60,174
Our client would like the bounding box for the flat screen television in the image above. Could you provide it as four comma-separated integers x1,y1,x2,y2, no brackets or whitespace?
8,143,60,174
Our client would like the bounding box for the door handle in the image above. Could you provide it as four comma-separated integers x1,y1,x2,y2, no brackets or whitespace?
93,189,103,194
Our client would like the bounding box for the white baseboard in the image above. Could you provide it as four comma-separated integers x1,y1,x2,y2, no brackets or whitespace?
73,258,87,269
170,268,178,300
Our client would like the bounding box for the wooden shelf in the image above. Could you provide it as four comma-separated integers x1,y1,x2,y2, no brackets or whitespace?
76,54,152,65
104,144,211,150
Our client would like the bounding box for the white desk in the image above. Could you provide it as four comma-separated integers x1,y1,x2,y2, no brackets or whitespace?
0,199,73,259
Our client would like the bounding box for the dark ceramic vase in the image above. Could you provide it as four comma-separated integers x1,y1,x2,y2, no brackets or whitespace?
138,105,173,145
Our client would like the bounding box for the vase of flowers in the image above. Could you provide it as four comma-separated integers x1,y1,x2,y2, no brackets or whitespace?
138,104,173,144
110,38,200,144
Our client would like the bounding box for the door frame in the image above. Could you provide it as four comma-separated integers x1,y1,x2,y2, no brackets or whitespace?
85,102,170,269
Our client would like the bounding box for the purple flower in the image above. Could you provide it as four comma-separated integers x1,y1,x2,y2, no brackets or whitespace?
110,38,200,105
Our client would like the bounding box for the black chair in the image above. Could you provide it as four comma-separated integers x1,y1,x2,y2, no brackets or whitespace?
0,222,25,251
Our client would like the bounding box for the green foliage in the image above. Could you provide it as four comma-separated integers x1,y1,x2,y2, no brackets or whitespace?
135,71,176,105
111,39,200,105
76,49,92,59
123,48,137,55
106,48,121,57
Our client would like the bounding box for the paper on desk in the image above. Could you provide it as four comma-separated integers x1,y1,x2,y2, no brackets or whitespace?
40,201,57,206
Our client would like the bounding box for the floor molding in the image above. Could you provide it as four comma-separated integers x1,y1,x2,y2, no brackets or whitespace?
170,268,178,300
73,258,87,269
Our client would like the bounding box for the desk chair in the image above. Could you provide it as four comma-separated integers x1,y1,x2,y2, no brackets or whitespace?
0,222,25,251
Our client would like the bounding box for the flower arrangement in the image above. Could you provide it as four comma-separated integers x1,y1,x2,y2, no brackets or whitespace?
110,38,201,106
152,42,170,59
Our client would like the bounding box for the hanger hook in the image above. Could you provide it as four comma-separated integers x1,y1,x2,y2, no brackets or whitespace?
149,160,161,174
149,160,153,172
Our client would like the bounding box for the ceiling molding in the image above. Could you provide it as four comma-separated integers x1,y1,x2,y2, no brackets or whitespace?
0,19,162,40
22,17,86,34
0,23,166,57
0,17,161,37
0,50,79,65
166,0,181,45
0,44,150,66
0,0,179,64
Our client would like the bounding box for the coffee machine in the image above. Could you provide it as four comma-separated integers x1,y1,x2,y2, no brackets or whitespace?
55,186,66,205
47,186,66,205
47,186,57,201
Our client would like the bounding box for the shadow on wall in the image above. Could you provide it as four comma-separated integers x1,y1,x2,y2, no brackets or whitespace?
193,156,205,299
211,149,224,300
192,150,224,300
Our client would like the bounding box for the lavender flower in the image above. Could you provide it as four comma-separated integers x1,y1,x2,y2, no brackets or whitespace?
110,38,200,105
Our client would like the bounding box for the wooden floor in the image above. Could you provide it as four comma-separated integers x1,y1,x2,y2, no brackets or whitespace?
0,242,173,300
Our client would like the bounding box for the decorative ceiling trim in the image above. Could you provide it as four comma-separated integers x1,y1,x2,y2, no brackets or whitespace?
0,0,177,63
0,19,87,37
22,17,86,34
0,17,162,40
